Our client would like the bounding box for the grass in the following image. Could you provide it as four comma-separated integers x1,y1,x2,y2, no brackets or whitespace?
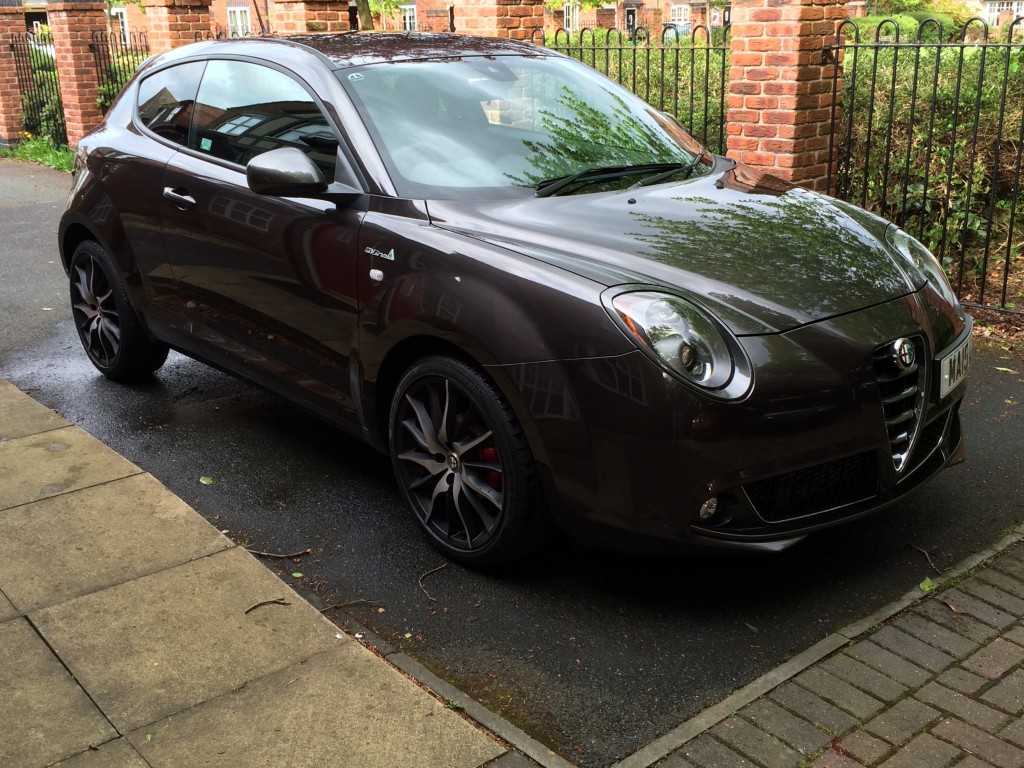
0,134,73,173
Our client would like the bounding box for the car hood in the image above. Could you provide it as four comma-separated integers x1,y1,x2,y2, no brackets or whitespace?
426,162,920,336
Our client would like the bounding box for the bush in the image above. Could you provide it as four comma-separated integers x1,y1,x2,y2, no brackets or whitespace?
835,39,1024,303
20,48,66,148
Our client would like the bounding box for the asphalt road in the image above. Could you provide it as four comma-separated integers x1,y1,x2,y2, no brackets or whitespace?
2,158,1023,767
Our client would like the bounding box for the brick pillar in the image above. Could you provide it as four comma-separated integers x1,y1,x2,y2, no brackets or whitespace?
725,0,846,192
141,0,212,53
47,1,108,148
270,0,351,34
453,0,543,39
0,7,25,148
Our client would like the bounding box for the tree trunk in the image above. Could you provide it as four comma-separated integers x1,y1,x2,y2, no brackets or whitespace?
356,0,374,30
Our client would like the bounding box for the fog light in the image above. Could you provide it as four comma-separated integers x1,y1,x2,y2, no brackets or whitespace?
698,497,718,521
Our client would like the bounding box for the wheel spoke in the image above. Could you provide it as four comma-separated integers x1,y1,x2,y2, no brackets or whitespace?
74,265,94,305
461,468,503,511
437,379,453,447
403,394,446,455
449,474,476,545
454,475,497,540
453,429,493,457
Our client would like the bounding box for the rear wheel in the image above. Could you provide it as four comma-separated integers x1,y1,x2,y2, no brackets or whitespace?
69,240,168,381
389,356,546,567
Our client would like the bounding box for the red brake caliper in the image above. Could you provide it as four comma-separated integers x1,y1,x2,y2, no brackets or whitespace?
478,446,502,491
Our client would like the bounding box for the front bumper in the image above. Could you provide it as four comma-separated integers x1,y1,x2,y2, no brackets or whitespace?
515,292,971,552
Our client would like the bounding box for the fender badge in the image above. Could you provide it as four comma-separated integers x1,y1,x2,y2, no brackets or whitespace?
364,246,396,261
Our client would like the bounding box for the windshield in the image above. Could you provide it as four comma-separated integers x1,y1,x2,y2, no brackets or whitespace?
338,54,708,200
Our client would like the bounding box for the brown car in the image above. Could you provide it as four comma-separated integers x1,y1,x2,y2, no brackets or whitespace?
59,33,972,566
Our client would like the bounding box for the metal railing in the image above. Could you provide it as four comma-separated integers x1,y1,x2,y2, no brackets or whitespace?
90,30,151,114
532,25,731,155
826,18,1024,313
9,32,66,147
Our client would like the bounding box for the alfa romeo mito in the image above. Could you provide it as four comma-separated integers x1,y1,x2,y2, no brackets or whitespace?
59,33,972,566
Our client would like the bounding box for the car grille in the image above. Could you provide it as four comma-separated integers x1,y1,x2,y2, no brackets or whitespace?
873,337,926,473
743,451,877,523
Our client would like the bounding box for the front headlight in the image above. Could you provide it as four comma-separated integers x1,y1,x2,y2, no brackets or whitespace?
885,225,961,313
607,290,749,398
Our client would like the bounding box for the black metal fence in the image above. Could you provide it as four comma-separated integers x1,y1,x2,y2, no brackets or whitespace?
9,31,66,147
826,18,1024,314
91,30,150,113
532,25,731,155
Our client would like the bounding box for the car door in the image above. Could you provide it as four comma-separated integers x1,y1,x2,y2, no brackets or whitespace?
159,58,365,424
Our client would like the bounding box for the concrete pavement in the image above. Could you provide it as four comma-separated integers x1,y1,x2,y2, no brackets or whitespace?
0,378,511,768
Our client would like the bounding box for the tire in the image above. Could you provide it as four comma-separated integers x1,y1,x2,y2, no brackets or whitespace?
69,240,169,381
389,356,548,567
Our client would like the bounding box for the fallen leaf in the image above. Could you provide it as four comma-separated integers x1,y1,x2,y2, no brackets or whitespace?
199,476,214,485
995,367,1019,374
919,577,935,594
145,734,153,742
291,572,303,578
404,632,413,639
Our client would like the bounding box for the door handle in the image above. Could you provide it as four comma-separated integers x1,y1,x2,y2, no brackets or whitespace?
162,187,196,210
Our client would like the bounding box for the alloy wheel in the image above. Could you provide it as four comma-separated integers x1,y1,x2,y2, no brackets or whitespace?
393,374,507,553
71,251,121,369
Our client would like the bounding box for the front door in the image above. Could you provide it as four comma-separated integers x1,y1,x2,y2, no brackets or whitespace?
159,58,365,423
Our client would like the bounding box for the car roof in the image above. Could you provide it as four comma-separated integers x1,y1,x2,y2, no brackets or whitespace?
168,32,554,69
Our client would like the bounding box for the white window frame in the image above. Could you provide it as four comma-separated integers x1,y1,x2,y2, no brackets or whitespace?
563,2,580,31
669,4,690,23
227,6,251,38
109,6,128,45
400,4,417,31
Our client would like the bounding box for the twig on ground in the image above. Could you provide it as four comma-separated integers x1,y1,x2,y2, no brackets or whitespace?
418,563,447,602
908,543,941,575
245,547,312,559
244,597,291,614
320,598,383,612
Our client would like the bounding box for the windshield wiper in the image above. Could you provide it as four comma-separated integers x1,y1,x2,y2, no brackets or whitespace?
629,149,709,189
535,162,688,198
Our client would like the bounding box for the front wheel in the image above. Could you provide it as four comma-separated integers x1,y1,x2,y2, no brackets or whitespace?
389,356,548,567
69,240,169,381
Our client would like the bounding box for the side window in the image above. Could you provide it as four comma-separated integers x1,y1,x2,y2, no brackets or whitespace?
189,60,339,181
137,62,205,146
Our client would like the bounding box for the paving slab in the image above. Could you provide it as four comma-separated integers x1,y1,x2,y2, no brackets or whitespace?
0,589,17,621
0,425,141,511
0,472,232,613
0,618,117,768
125,642,506,768
30,546,342,732
55,739,151,768
0,379,69,441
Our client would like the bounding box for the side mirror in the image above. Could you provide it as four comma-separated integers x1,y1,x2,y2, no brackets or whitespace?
246,147,359,199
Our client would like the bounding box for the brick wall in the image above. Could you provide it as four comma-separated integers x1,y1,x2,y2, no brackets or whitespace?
454,0,544,39
0,6,25,147
726,0,846,191
141,0,212,52
270,0,353,34
47,1,108,147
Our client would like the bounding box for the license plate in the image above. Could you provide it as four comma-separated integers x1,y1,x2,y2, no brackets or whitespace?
939,334,971,398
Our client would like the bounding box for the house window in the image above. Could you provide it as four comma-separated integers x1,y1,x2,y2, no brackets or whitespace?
563,2,580,30
109,6,128,45
669,4,690,23
400,4,417,31
227,5,251,37
985,0,1022,25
